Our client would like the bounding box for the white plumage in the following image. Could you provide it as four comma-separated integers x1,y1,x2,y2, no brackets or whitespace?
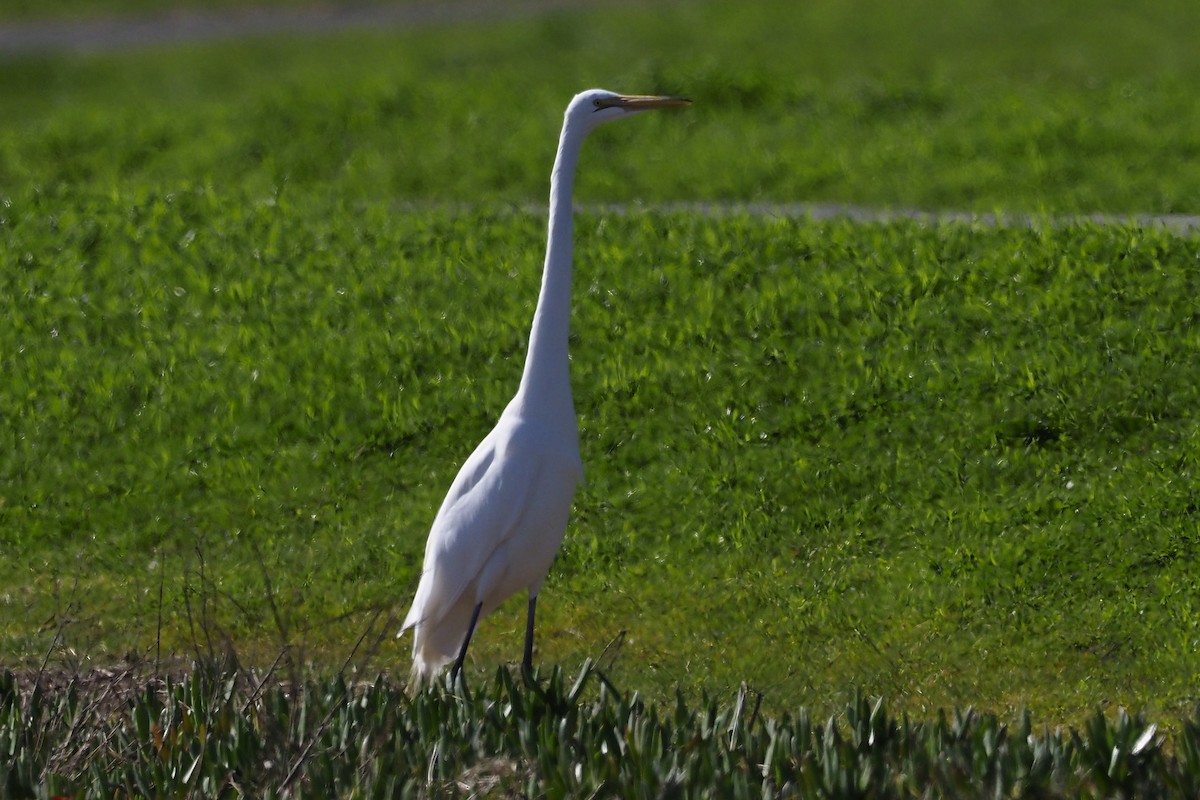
399,89,690,684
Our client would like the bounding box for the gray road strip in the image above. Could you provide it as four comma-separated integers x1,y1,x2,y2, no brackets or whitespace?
611,202,1200,233
0,0,604,54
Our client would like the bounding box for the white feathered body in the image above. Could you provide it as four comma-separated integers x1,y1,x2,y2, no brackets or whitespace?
402,401,582,680
398,89,685,683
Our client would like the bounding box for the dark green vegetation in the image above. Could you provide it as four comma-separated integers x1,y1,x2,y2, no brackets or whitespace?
5,663,1200,798
2,1,1199,793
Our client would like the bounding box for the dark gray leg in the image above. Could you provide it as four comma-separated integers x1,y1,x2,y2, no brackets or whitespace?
450,602,483,684
522,594,538,676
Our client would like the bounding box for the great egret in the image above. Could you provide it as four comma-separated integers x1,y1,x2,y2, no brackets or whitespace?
398,89,690,684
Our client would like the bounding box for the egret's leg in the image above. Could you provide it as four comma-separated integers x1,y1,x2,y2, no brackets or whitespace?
522,594,538,676
450,602,483,684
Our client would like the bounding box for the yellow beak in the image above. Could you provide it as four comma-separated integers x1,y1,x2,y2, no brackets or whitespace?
598,94,692,110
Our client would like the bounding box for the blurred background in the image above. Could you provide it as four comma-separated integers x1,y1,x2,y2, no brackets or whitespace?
3,0,1199,214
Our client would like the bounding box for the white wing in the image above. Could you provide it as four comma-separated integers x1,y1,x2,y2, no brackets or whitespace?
400,413,581,678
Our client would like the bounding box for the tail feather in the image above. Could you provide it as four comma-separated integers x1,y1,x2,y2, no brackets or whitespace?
400,593,479,689
408,646,454,687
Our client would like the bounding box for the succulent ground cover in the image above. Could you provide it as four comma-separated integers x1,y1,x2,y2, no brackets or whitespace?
4,662,1200,798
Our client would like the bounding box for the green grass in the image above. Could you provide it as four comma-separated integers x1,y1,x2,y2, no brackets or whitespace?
4,193,1198,723
2,0,1200,739
3,1,1200,212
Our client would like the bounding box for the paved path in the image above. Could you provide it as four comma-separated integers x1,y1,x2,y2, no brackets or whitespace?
0,0,601,54
619,202,1200,234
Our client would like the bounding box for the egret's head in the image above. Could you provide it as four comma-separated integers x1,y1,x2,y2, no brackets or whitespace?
566,89,691,133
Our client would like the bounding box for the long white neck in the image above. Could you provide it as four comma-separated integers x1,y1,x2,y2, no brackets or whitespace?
511,119,585,425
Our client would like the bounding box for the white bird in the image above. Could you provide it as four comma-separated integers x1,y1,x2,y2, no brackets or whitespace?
398,89,690,684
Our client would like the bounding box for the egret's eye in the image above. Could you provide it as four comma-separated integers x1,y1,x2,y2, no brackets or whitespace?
593,98,602,107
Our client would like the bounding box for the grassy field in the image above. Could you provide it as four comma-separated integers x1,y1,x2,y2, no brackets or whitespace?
3,0,1199,752
4,1,1200,211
